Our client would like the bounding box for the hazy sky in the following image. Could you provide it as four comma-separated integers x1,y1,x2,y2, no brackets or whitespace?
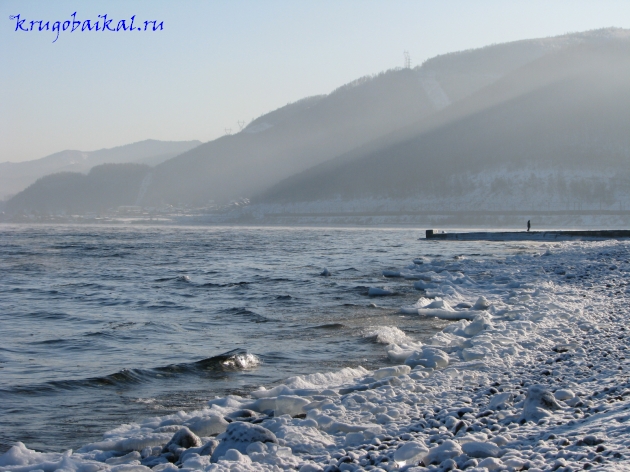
2,0,630,163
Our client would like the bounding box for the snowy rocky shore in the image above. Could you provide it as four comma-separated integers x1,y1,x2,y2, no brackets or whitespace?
3,241,630,471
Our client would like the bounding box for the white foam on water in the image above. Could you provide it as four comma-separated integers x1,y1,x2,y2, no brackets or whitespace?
363,325,408,344
221,353,261,370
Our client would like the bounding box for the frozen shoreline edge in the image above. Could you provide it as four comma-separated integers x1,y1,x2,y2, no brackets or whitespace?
2,241,630,471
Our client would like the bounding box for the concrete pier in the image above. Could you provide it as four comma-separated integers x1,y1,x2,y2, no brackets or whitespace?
424,229,630,241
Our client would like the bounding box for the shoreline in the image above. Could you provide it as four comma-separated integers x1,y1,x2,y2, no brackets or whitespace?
2,240,630,471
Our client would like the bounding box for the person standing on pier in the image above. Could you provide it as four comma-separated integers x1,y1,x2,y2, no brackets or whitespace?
527,220,531,232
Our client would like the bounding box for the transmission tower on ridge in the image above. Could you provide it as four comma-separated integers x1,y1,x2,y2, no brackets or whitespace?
237,120,245,131
224,128,232,135
403,50,411,69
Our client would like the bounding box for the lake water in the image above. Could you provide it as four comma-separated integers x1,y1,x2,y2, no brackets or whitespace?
0,225,522,453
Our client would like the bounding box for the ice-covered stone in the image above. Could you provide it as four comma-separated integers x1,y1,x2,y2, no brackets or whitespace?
521,385,562,421
461,441,501,458
554,389,575,401
162,427,202,454
488,392,513,410
185,415,228,437
210,422,278,462
177,440,218,465
393,441,429,465
477,457,504,470
372,365,411,380
423,439,462,465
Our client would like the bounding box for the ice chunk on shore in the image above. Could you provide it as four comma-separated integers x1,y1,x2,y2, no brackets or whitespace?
275,395,310,416
386,341,423,363
404,347,449,369
473,296,491,310
372,365,411,380
417,299,477,320
184,415,228,437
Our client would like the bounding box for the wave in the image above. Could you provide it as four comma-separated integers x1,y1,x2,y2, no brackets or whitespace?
311,323,346,330
194,349,261,371
0,349,262,395
222,307,271,323
201,281,250,288
362,326,409,345
153,275,193,283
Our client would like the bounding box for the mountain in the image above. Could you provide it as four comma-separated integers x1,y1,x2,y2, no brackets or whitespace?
138,30,600,207
7,28,630,217
0,139,201,200
5,164,152,214
257,29,630,213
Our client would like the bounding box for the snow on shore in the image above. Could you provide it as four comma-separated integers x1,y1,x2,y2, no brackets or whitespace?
3,241,630,471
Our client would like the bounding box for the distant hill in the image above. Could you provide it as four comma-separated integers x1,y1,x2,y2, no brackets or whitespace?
5,164,151,214
0,139,201,200
257,30,630,212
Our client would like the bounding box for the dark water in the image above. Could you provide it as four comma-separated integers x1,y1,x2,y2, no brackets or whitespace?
0,225,510,453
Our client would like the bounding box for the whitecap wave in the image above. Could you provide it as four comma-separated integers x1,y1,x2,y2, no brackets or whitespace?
363,325,408,344
221,353,261,369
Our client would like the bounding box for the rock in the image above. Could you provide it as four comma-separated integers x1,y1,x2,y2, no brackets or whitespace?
461,441,501,459
299,465,324,472
162,427,202,455
520,385,562,421
488,392,513,410
423,440,462,465
225,409,260,422
477,457,503,470
393,441,429,465
210,422,278,462
554,389,575,401
177,440,218,465
221,449,252,463
579,435,605,446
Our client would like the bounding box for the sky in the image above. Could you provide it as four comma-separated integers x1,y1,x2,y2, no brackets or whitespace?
2,0,630,163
